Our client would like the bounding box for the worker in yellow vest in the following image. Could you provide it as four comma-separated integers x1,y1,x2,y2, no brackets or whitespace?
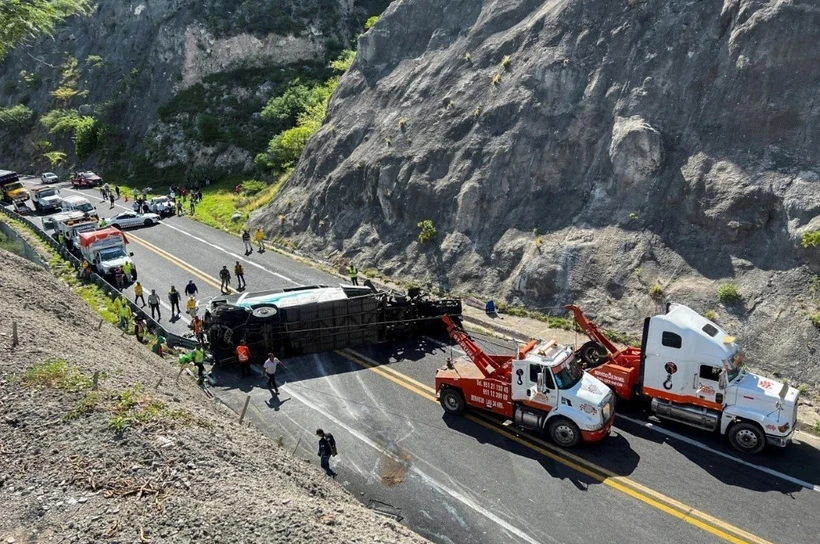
119,298,132,331
186,295,198,318
254,227,265,253
348,264,358,286
134,281,145,306
193,344,206,383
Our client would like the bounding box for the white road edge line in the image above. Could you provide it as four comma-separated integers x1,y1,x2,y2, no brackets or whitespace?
283,384,551,544
617,414,820,493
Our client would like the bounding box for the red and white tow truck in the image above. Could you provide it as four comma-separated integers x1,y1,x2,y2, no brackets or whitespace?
435,316,616,448
568,303,799,454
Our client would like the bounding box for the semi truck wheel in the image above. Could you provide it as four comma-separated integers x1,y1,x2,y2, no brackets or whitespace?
728,422,765,454
548,417,581,448
579,341,609,368
440,388,465,415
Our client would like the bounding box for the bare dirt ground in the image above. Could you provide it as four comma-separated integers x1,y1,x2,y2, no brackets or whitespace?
0,249,427,544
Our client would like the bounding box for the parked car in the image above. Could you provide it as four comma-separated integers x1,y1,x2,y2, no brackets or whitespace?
41,172,59,184
70,171,102,188
107,211,160,229
147,195,175,216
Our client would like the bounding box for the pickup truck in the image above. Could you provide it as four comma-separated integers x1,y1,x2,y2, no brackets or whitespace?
31,185,61,212
147,195,175,216
70,171,102,188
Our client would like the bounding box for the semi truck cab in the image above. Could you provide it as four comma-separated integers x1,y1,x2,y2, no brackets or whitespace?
643,304,798,452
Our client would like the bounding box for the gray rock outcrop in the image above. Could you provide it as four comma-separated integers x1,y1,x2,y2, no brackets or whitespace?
252,0,820,381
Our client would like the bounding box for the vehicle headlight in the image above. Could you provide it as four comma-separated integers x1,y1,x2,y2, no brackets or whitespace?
602,396,612,421
778,423,790,433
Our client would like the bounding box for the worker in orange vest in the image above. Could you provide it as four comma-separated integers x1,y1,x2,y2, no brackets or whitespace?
236,340,251,377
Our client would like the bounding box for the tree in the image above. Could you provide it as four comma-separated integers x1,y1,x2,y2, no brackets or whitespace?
0,0,90,60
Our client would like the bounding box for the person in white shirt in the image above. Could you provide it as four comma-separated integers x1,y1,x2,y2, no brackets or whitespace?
263,353,287,394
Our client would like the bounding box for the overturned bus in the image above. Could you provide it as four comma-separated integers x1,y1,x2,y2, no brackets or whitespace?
203,282,462,362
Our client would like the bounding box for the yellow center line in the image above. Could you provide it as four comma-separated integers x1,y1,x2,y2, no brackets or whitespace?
341,350,774,544
127,232,223,291
125,238,775,544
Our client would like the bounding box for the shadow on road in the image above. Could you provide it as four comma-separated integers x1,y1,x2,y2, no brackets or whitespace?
440,412,640,487
615,409,815,494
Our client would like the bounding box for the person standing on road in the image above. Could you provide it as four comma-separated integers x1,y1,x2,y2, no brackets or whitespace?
186,295,198,318
316,429,337,477
115,186,120,199
100,185,107,201
254,227,265,253
234,261,246,290
114,266,125,290
109,192,115,209
148,289,161,320
262,352,286,394
348,264,359,286
122,261,133,284
219,266,231,294
184,279,199,298
134,281,146,306
168,285,181,318
236,340,251,377
189,198,195,215
242,230,253,255
176,199,184,216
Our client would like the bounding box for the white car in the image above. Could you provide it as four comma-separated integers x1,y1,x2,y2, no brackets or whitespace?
147,196,175,216
107,211,161,229
41,172,59,184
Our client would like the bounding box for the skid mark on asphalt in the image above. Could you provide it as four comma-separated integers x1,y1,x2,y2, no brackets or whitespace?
284,385,548,544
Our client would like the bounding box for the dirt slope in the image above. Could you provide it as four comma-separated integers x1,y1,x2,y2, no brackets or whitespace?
0,249,427,544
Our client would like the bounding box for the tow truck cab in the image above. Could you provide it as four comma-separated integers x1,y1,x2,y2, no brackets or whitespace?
643,304,799,452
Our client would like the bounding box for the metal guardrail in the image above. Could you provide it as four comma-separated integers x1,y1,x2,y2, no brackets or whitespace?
0,205,198,350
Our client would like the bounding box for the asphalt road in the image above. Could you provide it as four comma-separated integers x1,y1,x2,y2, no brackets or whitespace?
10,178,820,544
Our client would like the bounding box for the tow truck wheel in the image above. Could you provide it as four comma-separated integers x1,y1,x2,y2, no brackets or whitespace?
548,417,581,448
440,388,465,415
728,422,765,454
579,341,609,368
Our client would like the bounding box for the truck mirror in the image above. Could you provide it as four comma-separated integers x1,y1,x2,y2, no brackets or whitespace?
537,372,545,393
719,371,726,390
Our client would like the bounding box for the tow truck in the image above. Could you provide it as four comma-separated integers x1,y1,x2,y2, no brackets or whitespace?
435,316,615,448
43,211,99,251
568,303,799,454
78,227,135,277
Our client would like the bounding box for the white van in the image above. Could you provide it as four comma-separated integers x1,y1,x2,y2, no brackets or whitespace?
60,195,98,218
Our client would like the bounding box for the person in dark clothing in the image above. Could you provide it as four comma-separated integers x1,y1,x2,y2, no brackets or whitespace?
234,261,246,290
115,186,120,199
113,266,125,290
184,280,198,297
109,192,115,208
219,266,231,294
168,285,181,317
316,429,337,477
242,230,252,255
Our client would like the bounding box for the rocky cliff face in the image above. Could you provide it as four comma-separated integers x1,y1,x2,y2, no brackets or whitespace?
0,0,384,174
253,0,820,382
